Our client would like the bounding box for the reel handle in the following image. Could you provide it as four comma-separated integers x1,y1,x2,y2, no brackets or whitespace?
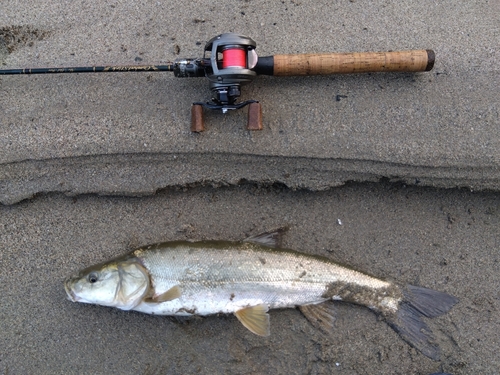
264,50,434,76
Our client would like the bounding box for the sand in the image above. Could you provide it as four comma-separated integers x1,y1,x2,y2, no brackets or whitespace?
0,1,499,374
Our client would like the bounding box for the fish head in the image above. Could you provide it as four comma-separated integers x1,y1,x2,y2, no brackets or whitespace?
64,258,150,311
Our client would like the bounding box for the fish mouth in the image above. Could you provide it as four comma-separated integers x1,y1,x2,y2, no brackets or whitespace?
64,278,79,302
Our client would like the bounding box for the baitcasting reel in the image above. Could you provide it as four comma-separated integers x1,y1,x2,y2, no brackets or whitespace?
0,32,435,132
171,33,262,132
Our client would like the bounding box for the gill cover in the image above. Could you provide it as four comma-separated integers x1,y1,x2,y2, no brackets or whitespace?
114,262,151,309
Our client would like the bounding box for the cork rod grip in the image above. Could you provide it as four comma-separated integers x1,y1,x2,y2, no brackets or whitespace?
273,50,434,76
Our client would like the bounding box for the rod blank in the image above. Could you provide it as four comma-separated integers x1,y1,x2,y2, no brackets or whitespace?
0,65,175,75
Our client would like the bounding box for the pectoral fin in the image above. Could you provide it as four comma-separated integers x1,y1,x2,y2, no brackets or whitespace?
299,301,336,334
145,285,182,303
234,304,270,337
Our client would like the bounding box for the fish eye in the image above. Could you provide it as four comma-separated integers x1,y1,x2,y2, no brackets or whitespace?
88,272,99,284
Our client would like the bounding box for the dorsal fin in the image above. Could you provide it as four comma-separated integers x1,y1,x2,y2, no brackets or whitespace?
234,304,270,336
243,228,288,248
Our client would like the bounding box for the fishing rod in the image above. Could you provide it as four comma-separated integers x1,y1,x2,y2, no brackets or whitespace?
0,33,435,132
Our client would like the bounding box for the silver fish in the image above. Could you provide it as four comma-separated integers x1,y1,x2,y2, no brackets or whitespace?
64,229,457,360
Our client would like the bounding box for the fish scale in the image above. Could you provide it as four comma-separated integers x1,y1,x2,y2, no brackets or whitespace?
132,241,392,316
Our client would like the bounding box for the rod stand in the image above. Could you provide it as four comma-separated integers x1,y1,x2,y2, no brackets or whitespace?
191,100,262,132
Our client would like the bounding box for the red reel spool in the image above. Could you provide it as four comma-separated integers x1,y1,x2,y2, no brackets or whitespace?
222,47,246,69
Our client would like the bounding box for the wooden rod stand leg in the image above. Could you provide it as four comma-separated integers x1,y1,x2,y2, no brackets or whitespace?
247,102,263,131
191,104,205,132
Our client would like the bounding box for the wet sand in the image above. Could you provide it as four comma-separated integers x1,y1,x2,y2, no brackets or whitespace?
1,182,499,374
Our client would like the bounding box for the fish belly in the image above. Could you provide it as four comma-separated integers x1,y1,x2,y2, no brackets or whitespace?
133,279,329,316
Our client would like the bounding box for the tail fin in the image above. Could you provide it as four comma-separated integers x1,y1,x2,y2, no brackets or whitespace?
387,285,458,360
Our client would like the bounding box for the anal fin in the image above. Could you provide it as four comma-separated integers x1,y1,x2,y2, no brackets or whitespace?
299,301,336,333
234,304,270,337
145,285,182,303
